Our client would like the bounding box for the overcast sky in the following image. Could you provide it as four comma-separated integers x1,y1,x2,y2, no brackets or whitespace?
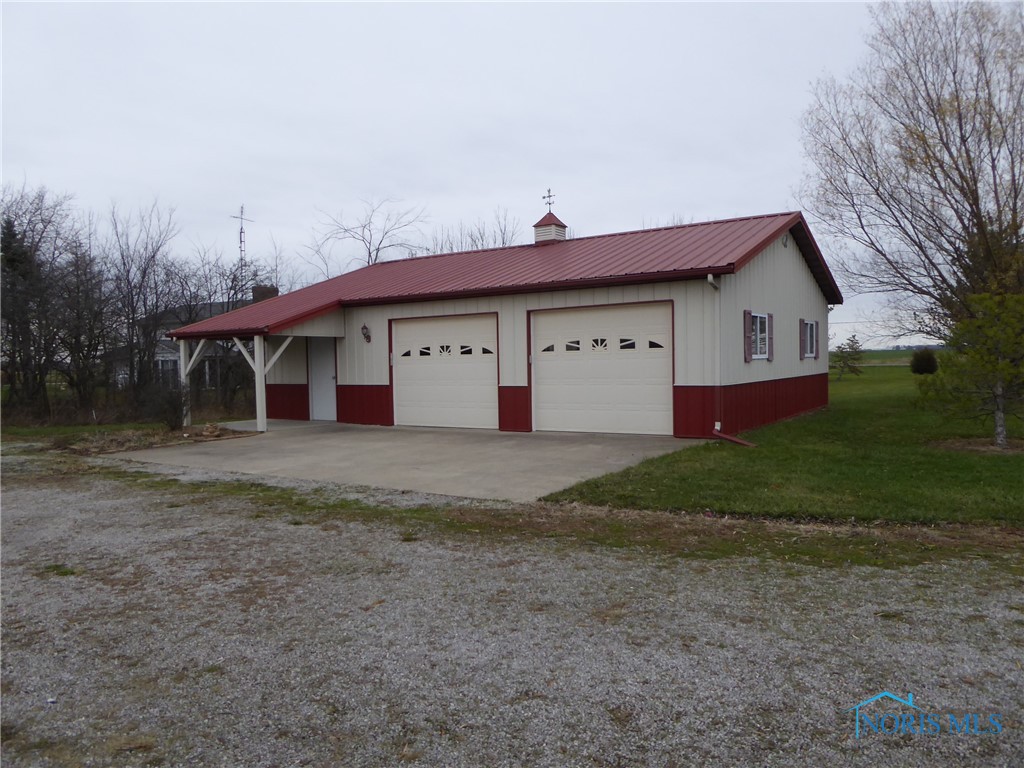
3,2,900,343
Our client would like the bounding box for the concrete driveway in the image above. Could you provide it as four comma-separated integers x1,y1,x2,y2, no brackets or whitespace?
118,422,699,502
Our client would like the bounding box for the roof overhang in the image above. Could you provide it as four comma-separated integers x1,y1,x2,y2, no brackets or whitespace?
729,212,843,305
167,211,843,341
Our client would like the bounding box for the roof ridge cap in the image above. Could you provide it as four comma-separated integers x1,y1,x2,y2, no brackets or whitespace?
353,242,537,270
350,212,803,270
566,211,801,243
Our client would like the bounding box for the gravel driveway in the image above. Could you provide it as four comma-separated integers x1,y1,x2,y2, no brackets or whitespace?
2,454,1021,767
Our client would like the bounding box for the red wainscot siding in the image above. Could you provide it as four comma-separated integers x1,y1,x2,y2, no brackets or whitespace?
266,384,310,421
672,385,717,438
673,373,828,438
336,385,394,426
498,386,532,432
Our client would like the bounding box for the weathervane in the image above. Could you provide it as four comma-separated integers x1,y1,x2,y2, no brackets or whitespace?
542,188,555,212
230,204,254,266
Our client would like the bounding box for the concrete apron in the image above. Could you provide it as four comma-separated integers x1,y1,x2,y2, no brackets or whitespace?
118,423,698,502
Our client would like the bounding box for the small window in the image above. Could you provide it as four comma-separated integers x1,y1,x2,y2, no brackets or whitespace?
400,350,411,357
481,347,494,355
619,338,636,350
460,345,473,355
591,338,608,352
565,340,580,352
648,340,664,349
439,344,452,356
419,346,431,357
803,321,817,358
751,314,769,359
541,344,555,353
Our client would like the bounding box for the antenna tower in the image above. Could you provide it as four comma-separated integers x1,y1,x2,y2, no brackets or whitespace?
230,204,254,266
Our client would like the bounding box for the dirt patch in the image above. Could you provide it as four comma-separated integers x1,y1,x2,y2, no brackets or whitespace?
28,425,256,456
933,438,1019,456
932,437,1024,454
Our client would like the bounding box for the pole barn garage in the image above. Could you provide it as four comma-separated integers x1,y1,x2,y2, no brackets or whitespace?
170,210,843,438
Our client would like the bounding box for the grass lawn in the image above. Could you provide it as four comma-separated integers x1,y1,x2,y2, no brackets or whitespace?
546,367,1023,525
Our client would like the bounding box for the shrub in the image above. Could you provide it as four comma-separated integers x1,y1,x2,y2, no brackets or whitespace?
138,385,187,431
910,348,939,375
830,334,864,381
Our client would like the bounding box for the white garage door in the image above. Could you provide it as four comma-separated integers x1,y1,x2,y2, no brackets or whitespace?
533,303,673,435
393,315,498,429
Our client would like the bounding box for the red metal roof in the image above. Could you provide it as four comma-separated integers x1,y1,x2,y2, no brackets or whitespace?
170,211,843,339
533,211,567,228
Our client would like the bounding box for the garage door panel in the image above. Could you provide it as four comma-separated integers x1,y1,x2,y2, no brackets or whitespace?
393,316,498,429
533,304,672,435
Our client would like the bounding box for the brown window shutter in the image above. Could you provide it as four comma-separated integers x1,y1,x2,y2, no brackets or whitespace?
767,313,774,362
799,319,806,360
743,310,752,363
814,320,820,360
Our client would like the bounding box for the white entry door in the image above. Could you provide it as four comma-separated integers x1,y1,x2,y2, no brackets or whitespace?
533,303,673,435
308,337,337,421
393,315,498,428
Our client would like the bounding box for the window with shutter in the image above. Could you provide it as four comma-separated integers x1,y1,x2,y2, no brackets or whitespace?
767,313,774,362
747,312,769,360
800,320,819,359
814,320,820,360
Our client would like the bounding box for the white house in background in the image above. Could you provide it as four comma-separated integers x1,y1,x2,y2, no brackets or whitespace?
169,210,843,437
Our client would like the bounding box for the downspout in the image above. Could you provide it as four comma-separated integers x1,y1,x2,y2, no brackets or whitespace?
713,429,756,447
707,274,752,446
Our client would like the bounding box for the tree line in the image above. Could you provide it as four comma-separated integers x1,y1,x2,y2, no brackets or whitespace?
1,186,289,422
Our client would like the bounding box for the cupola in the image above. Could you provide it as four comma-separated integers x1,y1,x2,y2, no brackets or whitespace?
533,211,567,245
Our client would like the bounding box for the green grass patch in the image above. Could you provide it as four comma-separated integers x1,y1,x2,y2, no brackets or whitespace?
37,563,77,577
90,461,1024,569
2,422,165,441
546,367,1023,525
12,452,1022,570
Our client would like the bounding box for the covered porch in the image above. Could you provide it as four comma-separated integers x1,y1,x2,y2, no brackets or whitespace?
173,307,345,433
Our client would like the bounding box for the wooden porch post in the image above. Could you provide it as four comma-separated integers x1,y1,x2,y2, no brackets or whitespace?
178,339,192,428
254,335,267,432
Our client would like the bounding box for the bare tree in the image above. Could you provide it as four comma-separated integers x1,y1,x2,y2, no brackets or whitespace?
800,1,1023,340
305,198,426,277
427,207,522,254
260,234,300,293
54,212,112,410
107,201,180,397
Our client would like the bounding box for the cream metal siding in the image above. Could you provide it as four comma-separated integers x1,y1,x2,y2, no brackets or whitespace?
279,309,345,338
720,235,831,385
337,281,718,388
264,336,307,384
